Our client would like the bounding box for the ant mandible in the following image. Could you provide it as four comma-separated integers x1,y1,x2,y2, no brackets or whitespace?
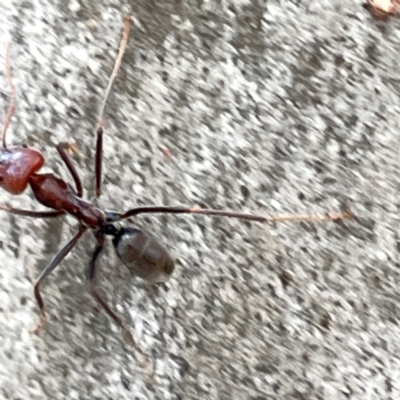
0,17,353,369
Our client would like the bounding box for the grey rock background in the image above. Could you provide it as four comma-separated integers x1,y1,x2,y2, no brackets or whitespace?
0,0,399,399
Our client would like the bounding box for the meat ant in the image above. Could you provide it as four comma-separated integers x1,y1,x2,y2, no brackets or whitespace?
0,16,354,373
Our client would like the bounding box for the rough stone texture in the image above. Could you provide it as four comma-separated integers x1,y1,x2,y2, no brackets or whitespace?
0,0,399,399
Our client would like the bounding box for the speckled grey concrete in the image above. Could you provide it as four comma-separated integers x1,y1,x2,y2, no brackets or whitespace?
0,1,399,399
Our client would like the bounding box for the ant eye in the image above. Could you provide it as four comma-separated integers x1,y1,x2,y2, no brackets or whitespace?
22,144,28,148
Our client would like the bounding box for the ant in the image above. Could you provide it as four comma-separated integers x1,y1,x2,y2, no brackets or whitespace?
0,17,354,373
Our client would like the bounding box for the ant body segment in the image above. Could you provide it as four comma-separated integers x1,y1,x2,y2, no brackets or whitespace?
0,17,354,371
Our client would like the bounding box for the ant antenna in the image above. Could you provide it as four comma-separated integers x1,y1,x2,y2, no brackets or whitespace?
2,43,16,150
94,16,133,198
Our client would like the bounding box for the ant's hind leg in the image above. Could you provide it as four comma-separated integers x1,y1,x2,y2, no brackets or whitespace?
87,233,154,377
86,235,126,329
56,142,83,197
31,225,87,334
112,205,355,224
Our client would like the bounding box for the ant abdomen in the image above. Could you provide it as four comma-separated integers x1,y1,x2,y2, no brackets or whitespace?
112,227,175,283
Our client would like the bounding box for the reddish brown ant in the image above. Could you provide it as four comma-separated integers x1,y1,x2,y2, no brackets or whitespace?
1,17,353,372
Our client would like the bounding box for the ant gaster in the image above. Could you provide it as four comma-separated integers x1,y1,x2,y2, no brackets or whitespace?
0,17,354,372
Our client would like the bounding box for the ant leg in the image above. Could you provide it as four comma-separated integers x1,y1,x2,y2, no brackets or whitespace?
94,16,133,199
0,204,63,218
87,233,154,376
32,225,87,334
2,43,16,150
94,124,103,200
87,239,133,339
56,142,83,197
108,205,355,224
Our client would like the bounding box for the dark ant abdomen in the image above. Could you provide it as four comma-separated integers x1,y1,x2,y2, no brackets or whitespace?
112,227,175,283
29,173,105,228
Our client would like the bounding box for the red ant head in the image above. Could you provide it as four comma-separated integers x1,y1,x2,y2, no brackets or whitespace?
0,146,45,194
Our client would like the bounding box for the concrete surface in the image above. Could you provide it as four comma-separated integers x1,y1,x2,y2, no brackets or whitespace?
0,0,399,399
